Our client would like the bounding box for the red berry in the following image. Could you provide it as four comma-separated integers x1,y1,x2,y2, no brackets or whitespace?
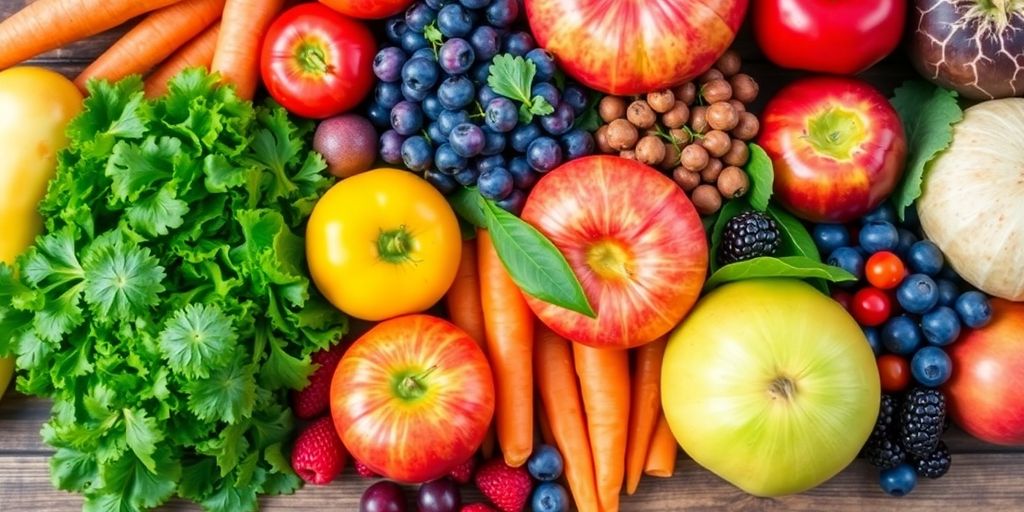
462,505,497,512
851,287,892,327
474,458,533,512
831,289,853,310
291,341,348,419
291,416,348,485
449,456,477,484
355,458,380,478
865,251,907,290
877,354,911,392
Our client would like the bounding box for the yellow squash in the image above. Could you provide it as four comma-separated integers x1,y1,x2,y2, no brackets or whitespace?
0,67,83,398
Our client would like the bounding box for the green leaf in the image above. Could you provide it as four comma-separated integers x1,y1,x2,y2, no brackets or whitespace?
573,93,602,132
479,196,596,318
126,185,189,237
704,256,856,290
158,304,237,379
186,360,258,424
51,448,100,492
766,204,820,261
745,144,774,212
122,408,162,474
260,333,312,390
449,187,488,228
530,95,555,117
424,22,443,45
82,242,166,321
890,81,963,219
488,54,537,105
105,137,181,203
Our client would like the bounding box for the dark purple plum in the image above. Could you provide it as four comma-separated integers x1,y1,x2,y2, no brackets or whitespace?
360,481,408,512
416,478,461,512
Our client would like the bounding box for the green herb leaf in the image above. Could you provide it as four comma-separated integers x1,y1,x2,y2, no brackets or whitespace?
186,360,258,425
123,408,162,474
530,95,555,117
704,256,856,290
890,81,962,219
766,204,820,261
424,22,443,46
158,304,236,380
488,54,537,105
448,187,489,228
573,93,602,132
745,143,774,212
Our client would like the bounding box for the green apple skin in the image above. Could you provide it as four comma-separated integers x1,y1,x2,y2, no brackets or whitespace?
661,278,880,497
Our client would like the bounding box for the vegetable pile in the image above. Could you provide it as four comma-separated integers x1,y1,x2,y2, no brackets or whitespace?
0,70,346,511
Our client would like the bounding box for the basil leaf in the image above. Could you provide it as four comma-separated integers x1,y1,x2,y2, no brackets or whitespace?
708,199,750,272
766,204,819,260
704,256,856,291
746,144,774,212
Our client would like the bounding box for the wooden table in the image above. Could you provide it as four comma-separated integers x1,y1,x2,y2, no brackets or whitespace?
2,0,1024,510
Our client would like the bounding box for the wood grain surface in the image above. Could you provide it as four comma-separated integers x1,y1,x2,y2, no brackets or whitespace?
1,0,1022,510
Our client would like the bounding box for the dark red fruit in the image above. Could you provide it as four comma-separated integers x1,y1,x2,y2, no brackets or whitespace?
291,416,348,485
877,354,911,392
291,341,348,419
851,287,893,327
360,480,409,512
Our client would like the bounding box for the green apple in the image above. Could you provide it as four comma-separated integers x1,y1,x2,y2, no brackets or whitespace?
661,279,879,497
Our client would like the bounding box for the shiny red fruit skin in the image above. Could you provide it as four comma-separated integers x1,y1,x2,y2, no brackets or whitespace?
865,251,907,290
753,0,906,75
759,76,907,223
877,354,910,392
851,287,892,327
319,0,412,19
946,299,1024,446
260,3,376,119
524,0,748,95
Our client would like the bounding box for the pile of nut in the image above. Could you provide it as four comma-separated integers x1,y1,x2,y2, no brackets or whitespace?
594,50,761,215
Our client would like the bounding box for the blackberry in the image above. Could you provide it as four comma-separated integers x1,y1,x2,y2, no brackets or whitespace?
899,387,946,457
912,441,951,479
870,394,899,439
863,435,906,469
718,211,780,265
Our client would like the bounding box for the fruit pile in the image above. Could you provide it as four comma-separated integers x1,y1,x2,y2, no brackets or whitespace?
864,390,951,496
592,50,760,215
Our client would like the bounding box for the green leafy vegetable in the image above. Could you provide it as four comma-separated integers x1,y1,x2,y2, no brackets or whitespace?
704,256,856,290
0,70,346,512
889,81,963,219
745,143,774,212
487,54,556,123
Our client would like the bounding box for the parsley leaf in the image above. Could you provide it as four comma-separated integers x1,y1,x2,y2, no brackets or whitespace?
82,241,166,321
158,304,236,379
488,54,554,123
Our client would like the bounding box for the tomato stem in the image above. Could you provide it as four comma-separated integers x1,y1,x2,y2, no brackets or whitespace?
296,39,331,75
377,226,416,265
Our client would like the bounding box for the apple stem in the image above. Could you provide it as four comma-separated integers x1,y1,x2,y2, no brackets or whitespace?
398,366,438,400
768,377,796,402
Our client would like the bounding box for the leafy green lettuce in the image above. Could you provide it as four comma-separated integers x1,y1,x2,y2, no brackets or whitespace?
0,70,347,511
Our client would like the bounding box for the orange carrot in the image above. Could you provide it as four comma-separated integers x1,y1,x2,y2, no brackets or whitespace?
624,337,667,495
211,0,283,100
534,325,600,512
478,229,533,468
144,23,220,98
0,0,182,70
537,397,555,446
644,412,678,478
74,0,225,90
574,343,629,512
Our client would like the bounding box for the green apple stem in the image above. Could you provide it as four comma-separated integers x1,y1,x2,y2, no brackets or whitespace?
768,377,796,402
397,365,438,400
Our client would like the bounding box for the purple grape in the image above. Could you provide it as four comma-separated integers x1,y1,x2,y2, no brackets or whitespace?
496,189,527,214
373,47,407,83
486,97,518,133
390,101,424,136
438,4,473,37
486,0,519,27
379,130,406,165
437,75,476,110
478,167,515,200
503,31,535,56
560,128,595,160
360,481,408,512
439,38,476,75
526,136,563,172
405,3,438,32
449,122,486,157
525,48,557,81
416,478,461,512
562,84,588,115
375,81,403,109
470,26,501,61
531,82,560,109
508,156,539,189
510,122,542,152
540,102,575,135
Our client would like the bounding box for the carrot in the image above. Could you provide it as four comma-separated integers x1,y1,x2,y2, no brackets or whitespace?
74,0,225,90
537,397,555,446
624,337,667,495
211,0,284,100
534,325,600,512
643,412,678,478
477,229,533,468
574,343,629,512
144,23,220,98
0,0,182,70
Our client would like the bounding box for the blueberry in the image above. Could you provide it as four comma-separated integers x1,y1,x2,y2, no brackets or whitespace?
863,202,897,225
526,136,563,172
897,274,939,314
401,82,429,102
531,482,570,512
508,156,538,189
525,48,557,81
510,122,542,152
827,247,866,281
879,463,917,497
540,102,575,135
424,169,459,194
907,240,944,276
373,47,407,82
424,0,449,10
470,61,493,84
453,166,479,186
435,143,467,175
896,228,918,258
427,121,448,144
527,445,564,481
437,4,473,37
882,315,923,355
438,109,471,134
459,0,489,9
385,19,408,43
478,85,500,106
503,31,536,56
921,306,961,346
911,346,953,387
955,291,992,328
439,38,475,75
475,154,506,174
486,98,519,133
375,81,403,109
936,279,959,307
367,102,391,129
859,221,900,254
485,0,520,27
449,122,486,157
379,130,406,165
496,189,527,214
401,135,433,172
405,3,437,32
812,224,851,256
470,26,502,62
560,128,595,160
437,75,476,110
422,94,444,121
862,326,883,356
478,167,514,200
402,57,439,92
411,47,437,61
400,29,430,53
562,84,589,115
390,101,424,136
531,82,561,110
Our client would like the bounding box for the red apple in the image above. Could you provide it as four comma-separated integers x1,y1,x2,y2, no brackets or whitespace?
331,315,495,483
759,76,907,223
318,0,412,19
945,299,1024,446
521,156,707,349
524,0,747,95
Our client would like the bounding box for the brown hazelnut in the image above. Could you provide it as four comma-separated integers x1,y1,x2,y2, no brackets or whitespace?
635,135,667,166
732,112,760,141
701,158,724,183
714,49,742,77
722,139,750,167
626,100,657,129
595,124,615,153
691,184,723,215
700,130,731,158
702,79,733,104
646,90,676,113
660,141,681,170
698,68,725,84
672,167,701,191
619,149,637,160
730,74,759,104
673,82,697,105
690,105,709,134
729,99,746,114
661,101,690,129
680,143,709,171
717,166,750,199
606,118,639,150
706,101,739,132
599,95,627,122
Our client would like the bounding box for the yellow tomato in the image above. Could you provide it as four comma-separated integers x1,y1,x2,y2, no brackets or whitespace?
306,169,462,321
0,67,84,398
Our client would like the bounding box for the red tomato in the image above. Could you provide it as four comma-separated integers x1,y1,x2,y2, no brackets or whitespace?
877,354,910,392
260,4,376,119
752,0,906,75
851,287,892,327
865,251,907,290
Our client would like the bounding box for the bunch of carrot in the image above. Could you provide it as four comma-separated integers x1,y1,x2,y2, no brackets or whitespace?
445,229,680,512
0,0,287,99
